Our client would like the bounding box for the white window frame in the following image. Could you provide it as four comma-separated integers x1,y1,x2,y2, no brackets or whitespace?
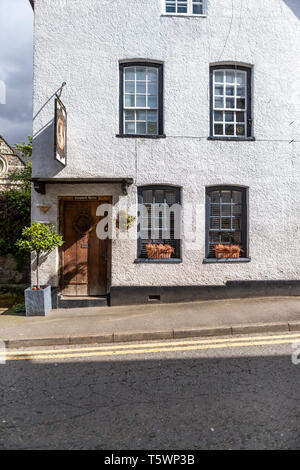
162,0,207,16
212,69,248,138
123,66,159,136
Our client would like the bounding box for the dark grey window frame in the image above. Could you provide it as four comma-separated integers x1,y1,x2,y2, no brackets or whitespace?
118,62,165,138
209,65,253,140
205,186,249,261
137,185,181,262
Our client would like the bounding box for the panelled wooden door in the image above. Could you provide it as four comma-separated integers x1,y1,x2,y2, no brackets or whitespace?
61,200,110,296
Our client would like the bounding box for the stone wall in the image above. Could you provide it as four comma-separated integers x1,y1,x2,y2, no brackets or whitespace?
0,254,30,284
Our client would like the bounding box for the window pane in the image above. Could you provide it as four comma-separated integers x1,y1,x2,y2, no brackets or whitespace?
221,191,231,203
125,68,135,80
220,232,230,243
225,124,234,135
221,218,231,229
211,204,220,217
237,86,245,97
221,205,231,217
232,232,241,243
210,191,220,203
136,82,146,94
225,111,234,122
215,97,223,108
148,83,157,95
214,124,223,135
136,67,146,80
125,122,135,134
136,95,146,107
236,124,245,136
142,190,152,203
226,71,235,83
193,4,202,14
236,72,246,86
136,122,146,134
148,96,157,108
154,190,164,203
215,85,224,96
148,69,157,81
125,110,135,120
214,111,223,122
226,98,234,109
226,86,234,96
147,110,157,122
233,204,242,216
232,191,242,203
125,82,134,93
166,2,176,12
136,110,146,120
125,94,134,107
232,218,241,229
237,98,246,109
236,112,245,122
210,218,220,229
166,190,176,204
147,122,157,134
214,71,224,83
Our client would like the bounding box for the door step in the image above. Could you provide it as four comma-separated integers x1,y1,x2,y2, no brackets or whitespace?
57,295,108,309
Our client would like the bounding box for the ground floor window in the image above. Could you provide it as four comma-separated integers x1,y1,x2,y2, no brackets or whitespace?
206,186,247,259
138,186,181,260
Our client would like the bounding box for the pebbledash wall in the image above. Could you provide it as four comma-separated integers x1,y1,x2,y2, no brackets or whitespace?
31,0,300,304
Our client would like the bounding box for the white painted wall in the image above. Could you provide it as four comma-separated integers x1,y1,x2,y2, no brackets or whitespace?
32,0,300,287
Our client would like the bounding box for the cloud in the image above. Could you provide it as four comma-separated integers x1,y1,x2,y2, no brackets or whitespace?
0,0,33,146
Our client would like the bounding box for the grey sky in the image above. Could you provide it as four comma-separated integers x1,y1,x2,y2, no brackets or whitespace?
0,0,33,146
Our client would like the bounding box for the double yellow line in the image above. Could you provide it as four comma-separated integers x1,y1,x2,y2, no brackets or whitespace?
4,332,300,362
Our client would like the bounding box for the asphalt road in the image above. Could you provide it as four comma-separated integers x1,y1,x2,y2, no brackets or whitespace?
1,332,300,450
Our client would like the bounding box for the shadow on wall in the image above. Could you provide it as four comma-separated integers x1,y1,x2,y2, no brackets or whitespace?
283,0,300,18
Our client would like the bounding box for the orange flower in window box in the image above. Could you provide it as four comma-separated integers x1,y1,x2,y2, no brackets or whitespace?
146,243,175,259
214,244,243,259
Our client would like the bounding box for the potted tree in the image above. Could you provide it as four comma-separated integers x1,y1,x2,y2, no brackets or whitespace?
17,222,64,316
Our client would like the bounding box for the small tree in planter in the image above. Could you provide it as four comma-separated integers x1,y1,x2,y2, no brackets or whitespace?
17,222,64,316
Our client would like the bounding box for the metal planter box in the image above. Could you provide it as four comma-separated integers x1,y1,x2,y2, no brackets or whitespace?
25,286,52,317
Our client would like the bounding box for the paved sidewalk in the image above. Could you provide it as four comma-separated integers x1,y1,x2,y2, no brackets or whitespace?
0,296,300,348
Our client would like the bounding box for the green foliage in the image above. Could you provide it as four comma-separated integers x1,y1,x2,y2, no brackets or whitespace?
17,222,64,288
0,136,32,263
12,303,26,313
14,136,32,158
17,222,64,255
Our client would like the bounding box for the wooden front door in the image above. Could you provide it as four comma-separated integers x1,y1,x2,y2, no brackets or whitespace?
61,199,110,296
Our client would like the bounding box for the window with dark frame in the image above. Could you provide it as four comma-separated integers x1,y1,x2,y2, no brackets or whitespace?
210,65,252,139
137,186,181,260
119,62,164,137
206,186,248,259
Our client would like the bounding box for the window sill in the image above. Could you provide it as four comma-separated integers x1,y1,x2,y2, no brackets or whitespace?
135,258,182,264
203,258,251,264
116,134,166,139
161,14,207,18
207,137,255,142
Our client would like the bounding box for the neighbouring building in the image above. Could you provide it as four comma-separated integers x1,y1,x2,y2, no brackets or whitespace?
30,0,300,307
0,136,26,191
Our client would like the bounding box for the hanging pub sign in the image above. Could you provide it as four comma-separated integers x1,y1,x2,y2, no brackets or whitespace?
54,96,67,166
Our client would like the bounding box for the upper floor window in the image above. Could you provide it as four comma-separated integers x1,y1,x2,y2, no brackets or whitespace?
138,186,181,260
210,65,252,139
206,186,248,260
165,0,205,15
119,62,164,137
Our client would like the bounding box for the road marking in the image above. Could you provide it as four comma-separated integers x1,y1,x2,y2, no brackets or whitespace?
5,335,300,362
5,332,300,357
